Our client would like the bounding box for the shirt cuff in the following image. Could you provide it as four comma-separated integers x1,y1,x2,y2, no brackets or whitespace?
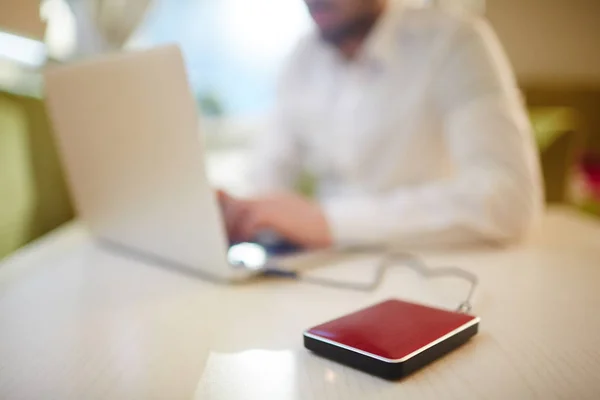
322,197,384,247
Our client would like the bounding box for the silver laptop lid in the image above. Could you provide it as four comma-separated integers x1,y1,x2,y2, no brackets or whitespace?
44,45,240,281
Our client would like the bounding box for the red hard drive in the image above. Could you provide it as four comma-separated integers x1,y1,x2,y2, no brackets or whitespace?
304,299,480,380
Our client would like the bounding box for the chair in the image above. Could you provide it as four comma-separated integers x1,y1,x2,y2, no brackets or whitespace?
0,91,74,260
530,107,584,203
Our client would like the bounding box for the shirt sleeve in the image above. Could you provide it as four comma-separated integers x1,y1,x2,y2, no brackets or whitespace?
322,17,544,248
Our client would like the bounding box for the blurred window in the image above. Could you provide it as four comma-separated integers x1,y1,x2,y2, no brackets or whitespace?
128,0,312,117
0,31,46,68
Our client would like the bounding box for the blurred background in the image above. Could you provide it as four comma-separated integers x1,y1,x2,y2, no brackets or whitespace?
1,0,599,259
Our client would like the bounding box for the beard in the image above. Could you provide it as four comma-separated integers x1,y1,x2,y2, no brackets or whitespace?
318,12,380,46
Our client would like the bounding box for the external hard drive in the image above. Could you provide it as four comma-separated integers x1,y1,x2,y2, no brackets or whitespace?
304,299,479,380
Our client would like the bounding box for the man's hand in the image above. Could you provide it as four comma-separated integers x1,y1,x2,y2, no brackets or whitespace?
218,191,333,249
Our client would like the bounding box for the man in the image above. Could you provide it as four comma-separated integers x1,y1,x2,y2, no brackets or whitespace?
220,0,543,250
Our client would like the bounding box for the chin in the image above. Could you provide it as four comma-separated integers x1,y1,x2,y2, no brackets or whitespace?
318,27,343,43
315,23,336,34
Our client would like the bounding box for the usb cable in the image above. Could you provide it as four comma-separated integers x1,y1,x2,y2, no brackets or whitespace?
265,251,478,314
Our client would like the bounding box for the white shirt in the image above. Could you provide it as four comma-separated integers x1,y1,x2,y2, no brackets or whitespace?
253,3,543,248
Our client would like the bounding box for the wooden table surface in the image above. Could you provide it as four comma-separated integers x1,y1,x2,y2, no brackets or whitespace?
1,207,599,400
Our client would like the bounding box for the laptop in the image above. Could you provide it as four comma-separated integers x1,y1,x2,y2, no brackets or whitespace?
44,44,305,282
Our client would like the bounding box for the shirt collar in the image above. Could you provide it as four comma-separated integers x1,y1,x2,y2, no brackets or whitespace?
360,0,406,68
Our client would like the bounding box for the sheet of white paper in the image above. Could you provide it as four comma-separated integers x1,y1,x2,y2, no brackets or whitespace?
194,349,395,400
195,350,298,400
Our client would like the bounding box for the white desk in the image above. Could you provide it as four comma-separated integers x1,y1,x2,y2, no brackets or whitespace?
1,207,599,400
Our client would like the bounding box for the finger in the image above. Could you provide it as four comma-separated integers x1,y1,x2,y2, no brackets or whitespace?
220,203,235,238
216,189,229,205
238,206,270,242
217,190,232,222
220,194,247,242
222,206,238,241
229,200,254,242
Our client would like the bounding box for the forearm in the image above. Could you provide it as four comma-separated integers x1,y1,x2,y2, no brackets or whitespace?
322,167,542,248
